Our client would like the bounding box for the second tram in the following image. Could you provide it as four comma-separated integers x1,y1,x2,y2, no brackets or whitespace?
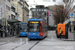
19,22,28,36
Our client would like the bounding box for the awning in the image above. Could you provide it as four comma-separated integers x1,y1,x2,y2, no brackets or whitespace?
8,19,20,24
13,22,20,25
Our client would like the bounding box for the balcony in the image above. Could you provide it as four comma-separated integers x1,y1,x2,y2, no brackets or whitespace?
11,3,16,16
11,3,15,8
11,6,15,12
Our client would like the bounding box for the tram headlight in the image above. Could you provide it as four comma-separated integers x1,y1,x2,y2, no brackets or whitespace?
40,32,43,36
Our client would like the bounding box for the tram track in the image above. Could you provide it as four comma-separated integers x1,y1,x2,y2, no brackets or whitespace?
12,41,26,50
0,36,41,50
12,40,40,50
0,42,10,46
28,40,40,50
0,36,16,46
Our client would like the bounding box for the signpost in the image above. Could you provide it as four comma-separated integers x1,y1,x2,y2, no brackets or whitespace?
70,13,74,33
70,13,74,17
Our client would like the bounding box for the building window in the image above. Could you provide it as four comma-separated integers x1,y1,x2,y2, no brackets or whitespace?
39,9,41,11
11,15,15,19
63,0,69,3
7,0,10,2
32,9,36,11
53,0,56,2
37,13,39,15
18,8,22,15
34,13,36,15
37,9,38,11
42,9,44,11
6,5,10,11
11,6,15,12
42,13,44,15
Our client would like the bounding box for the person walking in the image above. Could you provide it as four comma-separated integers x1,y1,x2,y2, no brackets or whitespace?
0,28,3,37
59,28,63,39
0,29,1,37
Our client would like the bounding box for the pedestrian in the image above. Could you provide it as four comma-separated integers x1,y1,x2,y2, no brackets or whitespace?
0,28,3,37
59,28,63,39
0,29,1,37
70,27,71,32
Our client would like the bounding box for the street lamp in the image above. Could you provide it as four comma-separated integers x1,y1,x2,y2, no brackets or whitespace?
20,0,25,22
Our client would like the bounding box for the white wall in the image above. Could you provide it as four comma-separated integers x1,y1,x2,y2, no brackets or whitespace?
49,10,54,25
29,10,32,18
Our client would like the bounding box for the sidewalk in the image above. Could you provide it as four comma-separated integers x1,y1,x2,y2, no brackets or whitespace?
0,32,17,38
62,31,75,41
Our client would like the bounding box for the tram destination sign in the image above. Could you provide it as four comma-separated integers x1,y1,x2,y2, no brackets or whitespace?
30,21,39,23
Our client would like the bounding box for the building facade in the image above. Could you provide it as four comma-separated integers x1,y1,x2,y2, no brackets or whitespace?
12,1,22,21
23,1,29,22
12,1,29,22
0,0,16,25
46,6,55,26
30,5,48,24
0,0,16,37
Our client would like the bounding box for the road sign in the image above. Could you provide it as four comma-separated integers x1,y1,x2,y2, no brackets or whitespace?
70,18,74,21
70,13,74,17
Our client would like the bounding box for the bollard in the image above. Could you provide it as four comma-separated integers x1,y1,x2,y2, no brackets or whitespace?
26,38,28,44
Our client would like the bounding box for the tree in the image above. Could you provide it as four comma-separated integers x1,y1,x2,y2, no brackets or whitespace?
53,5,69,24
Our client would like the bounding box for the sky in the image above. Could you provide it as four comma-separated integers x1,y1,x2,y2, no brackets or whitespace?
27,0,65,9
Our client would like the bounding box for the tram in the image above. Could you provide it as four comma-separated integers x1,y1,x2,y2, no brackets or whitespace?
27,19,48,39
19,22,28,36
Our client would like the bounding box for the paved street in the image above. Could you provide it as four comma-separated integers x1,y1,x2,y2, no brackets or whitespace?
32,31,75,50
0,31,75,50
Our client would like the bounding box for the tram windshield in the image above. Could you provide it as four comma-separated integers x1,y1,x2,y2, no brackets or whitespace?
28,23,40,32
20,24,27,32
